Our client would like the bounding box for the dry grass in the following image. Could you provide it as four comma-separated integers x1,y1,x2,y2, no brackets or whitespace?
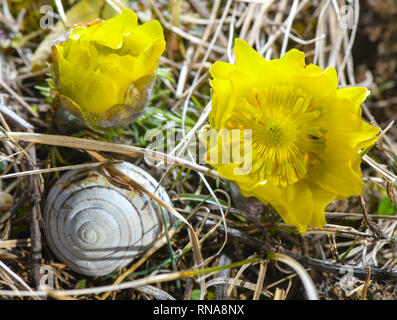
0,0,396,300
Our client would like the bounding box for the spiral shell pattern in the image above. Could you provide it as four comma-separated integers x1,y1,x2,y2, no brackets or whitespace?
43,162,172,276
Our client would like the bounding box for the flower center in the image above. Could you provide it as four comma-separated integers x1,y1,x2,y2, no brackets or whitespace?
227,84,327,186
263,117,296,148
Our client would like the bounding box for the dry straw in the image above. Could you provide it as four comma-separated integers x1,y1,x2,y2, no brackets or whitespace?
0,0,396,300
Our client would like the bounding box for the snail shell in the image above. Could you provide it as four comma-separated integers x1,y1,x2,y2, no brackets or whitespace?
43,162,172,276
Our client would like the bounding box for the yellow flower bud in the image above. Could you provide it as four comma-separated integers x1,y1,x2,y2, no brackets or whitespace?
50,8,166,129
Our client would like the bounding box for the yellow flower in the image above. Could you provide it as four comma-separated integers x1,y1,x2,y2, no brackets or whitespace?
204,39,379,232
50,8,165,129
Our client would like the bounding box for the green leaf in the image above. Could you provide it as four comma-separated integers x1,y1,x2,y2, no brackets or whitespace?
206,290,216,300
76,279,87,288
377,197,396,216
0,160,8,172
191,289,201,300
156,68,175,83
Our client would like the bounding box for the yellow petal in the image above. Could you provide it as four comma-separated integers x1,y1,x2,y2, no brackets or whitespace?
218,165,258,185
311,151,365,197
233,39,338,100
209,78,232,129
76,8,138,49
234,39,269,75
55,45,77,99
210,68,252,129
62,39,97,70
96,53,137,103
280,48,306,66
289,66,338,101
306,181,336,228
131,39,166,82
208,61,235,130
276,50,338,100
86,74,117,114
209,61,235,79
310,87,379,197
242,180,314,233
51,45,62,87
120,20,164,56
234,39,277,86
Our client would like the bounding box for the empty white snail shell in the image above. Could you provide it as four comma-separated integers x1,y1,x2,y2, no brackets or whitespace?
43,162,172,276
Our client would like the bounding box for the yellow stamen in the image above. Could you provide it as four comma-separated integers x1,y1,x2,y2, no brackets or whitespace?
228,84,326,186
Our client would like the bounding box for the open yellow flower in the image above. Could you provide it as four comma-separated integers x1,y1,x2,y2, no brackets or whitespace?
204,39,379,233
50,8,165,129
